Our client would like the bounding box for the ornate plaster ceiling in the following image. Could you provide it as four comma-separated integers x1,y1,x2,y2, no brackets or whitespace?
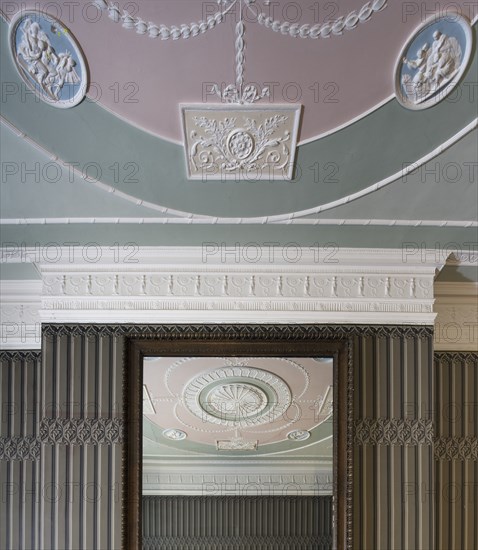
0,2,476,291
143,356,333,456
0,0,478,348
4,0,468,143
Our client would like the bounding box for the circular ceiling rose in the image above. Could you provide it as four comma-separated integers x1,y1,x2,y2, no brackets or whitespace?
394,14,472,110
183,367,292,428
203,383,268,421
9,10,88,108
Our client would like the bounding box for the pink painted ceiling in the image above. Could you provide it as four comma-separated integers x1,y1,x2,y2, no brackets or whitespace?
6,1,476,142
143,356,333,449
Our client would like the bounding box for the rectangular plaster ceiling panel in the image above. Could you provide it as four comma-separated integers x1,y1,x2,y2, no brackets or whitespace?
181,104,301,181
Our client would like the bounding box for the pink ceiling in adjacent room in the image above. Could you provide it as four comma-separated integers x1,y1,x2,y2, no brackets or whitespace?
143,356,333,449
3,1,476,143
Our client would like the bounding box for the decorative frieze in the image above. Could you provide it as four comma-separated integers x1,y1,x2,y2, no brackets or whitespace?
42,272,434,300
40,323,434,340
143,535,333,549
39,418,124,445
0,350,41,362
0,246,448,326
434,437,478,461
27,247,442,324
0,436,41,461
354,418,434,446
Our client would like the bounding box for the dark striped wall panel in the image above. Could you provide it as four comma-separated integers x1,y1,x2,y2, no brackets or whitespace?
142,496,333,550
353,332,434,550
435,352,478,550
0,351,41,550
2,326,443,549
39,332,124,550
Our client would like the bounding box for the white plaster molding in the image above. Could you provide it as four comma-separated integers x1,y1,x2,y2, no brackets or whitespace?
142,460,333,495
94,0,237,40
297,95,395,146
18,246,443,325
97,0,387,42
1,217,477,227
2,115,475,221
0,245,450,266
434,282,478,351
0,280,42,350
3,247,466,327
251,0,387,38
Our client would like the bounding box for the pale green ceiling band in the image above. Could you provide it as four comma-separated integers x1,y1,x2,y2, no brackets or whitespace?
1,116,476,224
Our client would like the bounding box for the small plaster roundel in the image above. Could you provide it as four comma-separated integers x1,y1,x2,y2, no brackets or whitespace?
227,130,255,160
394,14,472,110
9,11,88,108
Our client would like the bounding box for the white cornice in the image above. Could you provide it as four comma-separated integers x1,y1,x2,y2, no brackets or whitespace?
29,246,442,325
0,280,42,350
143,460,333,495
0,245,451,267
0,251,476,346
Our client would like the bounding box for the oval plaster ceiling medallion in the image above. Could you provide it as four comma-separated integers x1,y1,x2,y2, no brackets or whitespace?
394,14,472,110
287,429,311,442
183,367,292,428
9,11,88,108
162,429,187,441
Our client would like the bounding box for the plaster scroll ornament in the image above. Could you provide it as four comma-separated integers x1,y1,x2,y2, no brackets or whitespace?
395,14,472,110
9,11,88,108
182,106,301,180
